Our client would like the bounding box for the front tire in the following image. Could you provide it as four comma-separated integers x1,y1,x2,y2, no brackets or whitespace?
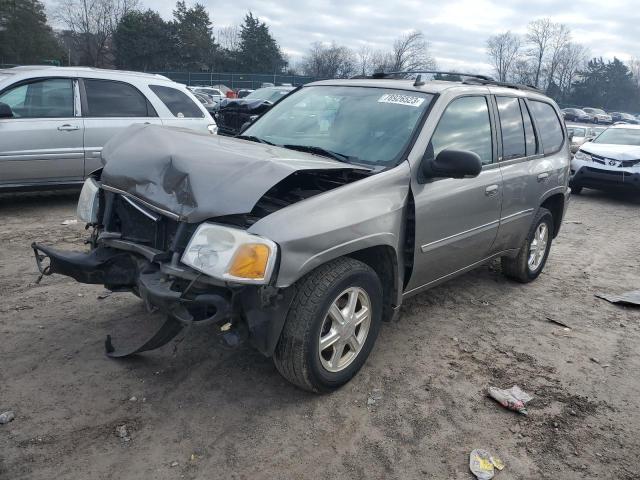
501,207,554,283
273,257,383,393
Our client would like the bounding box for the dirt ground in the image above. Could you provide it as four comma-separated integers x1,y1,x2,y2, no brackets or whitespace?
1,188,639,480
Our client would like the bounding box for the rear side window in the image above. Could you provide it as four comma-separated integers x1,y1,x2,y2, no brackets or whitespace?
520,99,538,156
529,101,564,154
149,85,203,118
84,79,152,117
496,97,525,160
428,96,493,165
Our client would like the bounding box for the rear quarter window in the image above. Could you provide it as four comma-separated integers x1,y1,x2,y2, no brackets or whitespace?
529,100,564,154
149,85,204,118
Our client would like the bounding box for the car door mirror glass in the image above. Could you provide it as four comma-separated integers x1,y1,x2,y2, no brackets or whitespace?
421,149,483,180
0,102,14,118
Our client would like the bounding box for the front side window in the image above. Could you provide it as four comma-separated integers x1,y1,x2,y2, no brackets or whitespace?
84,79,151,117
529,100,564,154
149,85,204,118
246,86,434,167
0,78,74,118
496,96,525,160
427,96,493,165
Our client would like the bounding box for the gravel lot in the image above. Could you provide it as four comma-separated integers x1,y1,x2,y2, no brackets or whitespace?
1,189,639,480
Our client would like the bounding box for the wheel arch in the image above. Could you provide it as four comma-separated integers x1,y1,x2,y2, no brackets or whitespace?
540,191,565,237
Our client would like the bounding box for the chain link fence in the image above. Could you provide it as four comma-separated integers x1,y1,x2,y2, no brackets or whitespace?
150,71,326,89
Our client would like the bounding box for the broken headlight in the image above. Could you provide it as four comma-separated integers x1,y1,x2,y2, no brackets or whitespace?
181,223,277,284
77,177,100,224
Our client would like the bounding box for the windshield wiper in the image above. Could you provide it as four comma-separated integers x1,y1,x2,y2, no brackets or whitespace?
281,144,351,163
236,135,275,145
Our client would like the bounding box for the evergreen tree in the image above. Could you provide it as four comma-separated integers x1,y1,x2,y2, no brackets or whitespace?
236,12,286,73
570,57,639,111
171,1,216,71
0,0,63,65
114,9,172,71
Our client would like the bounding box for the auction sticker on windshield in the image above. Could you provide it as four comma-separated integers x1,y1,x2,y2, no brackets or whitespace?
378,93,425,107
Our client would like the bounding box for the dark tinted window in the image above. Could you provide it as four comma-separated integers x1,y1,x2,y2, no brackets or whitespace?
149,85,203,118
529,100,564,154
496,97,525,160
428,96,493,165
0,78,73,118
520,99,538,156
84,79,150,117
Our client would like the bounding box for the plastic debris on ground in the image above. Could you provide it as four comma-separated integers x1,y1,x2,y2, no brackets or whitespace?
469,449,504,480
487,385,533,415
595,290,640,307
0,411,15,424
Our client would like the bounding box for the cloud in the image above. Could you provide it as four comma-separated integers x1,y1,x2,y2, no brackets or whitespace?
44,0,640,72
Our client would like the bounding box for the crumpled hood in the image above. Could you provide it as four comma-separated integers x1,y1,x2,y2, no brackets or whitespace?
100,124,367,223
581,142,640,160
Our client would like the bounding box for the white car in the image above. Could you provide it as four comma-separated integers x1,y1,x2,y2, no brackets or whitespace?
0,66,216,190
570,124,640,194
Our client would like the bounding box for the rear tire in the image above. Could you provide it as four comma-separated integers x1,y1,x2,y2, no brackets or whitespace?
273,257,383,393
502,207,554,283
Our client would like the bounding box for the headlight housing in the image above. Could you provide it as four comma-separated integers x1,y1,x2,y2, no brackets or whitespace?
181,223,277,284
574,150,592,162
77,177,100,223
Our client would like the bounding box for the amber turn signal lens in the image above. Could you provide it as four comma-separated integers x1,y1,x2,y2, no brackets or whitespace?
228,244,271,279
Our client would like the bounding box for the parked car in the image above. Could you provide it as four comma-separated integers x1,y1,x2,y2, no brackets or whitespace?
190,86,224,103
566,124,596,154
193,92,219,115
214,86,295,136
609,112,639,124
582,107,612,124
562,108,593,123
237,89,254,98
32,75,570,392
0,66,215,191
571,124,640,194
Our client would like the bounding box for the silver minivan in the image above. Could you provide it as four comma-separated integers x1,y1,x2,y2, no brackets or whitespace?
33,74,571,392
0,66,216,190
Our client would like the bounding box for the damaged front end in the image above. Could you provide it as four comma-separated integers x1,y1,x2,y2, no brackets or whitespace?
31,125,368,358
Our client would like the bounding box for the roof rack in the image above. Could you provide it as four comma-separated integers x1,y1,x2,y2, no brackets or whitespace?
368,70,542,93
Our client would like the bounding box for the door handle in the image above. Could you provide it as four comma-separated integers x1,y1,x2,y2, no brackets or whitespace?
58,124,80,131
485,185,499,196
537,172,550,182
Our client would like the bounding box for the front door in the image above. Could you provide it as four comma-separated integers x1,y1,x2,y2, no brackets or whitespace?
0,77,84,187
406,95,502,293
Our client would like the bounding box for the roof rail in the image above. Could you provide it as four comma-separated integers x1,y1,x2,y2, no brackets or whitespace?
370,70,495,82
368,70,543,93
461,76,543,93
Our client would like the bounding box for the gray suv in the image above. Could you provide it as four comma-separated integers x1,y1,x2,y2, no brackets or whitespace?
0,66,216,190
32,74,570,392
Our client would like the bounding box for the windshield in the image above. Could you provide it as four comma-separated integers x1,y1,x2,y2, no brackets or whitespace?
246,88,291,103
593,128,640,146
568,127,586,137
245,86,434,167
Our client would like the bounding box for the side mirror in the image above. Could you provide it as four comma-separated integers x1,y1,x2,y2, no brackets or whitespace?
0,102,14,119
421,149,483,181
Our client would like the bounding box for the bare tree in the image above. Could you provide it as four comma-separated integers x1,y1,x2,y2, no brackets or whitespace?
301,42,356,78
526,18,556,88
554,43,589,96
390,31,436,71
370,49,394,73
55,0,138,67
486,31,521,82
628,57,640,88
356,44,374,76
544,23,571,90
218,25,240,52
510,58,535,85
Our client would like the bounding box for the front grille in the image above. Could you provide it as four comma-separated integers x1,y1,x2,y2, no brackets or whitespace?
107,193,194,252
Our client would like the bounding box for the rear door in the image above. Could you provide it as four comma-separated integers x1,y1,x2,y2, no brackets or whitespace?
80,78,162,175
0,77,83,187
148,84,211,132
407,94,503,291
493,97,563,252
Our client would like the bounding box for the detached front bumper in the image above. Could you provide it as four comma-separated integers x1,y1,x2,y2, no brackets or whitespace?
570,160,640,191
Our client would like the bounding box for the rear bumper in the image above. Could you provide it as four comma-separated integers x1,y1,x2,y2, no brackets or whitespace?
570,163,640,191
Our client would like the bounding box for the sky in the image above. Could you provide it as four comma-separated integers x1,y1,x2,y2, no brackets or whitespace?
45,0,640,74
